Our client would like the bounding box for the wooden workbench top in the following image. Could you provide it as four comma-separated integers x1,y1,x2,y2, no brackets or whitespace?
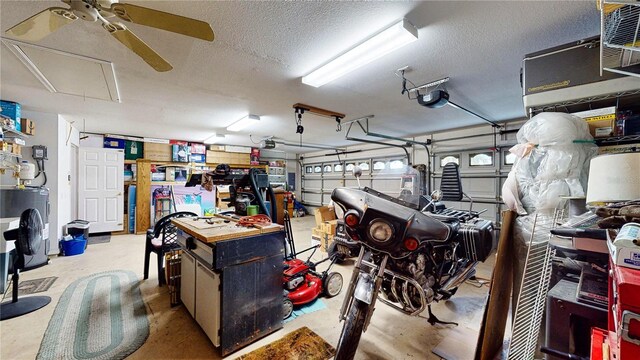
172,215,283,244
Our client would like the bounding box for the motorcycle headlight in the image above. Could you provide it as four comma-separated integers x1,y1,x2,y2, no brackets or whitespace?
367,219,394,244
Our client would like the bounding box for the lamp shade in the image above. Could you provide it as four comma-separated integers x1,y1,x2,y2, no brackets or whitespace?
586,152,640,205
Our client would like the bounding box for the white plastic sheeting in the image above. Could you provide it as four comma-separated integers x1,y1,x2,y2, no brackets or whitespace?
502,112,597,215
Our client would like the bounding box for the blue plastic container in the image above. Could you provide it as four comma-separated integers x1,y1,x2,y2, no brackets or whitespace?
60,237,87,256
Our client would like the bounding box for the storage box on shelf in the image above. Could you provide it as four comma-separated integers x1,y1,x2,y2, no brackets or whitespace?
0,100,21,131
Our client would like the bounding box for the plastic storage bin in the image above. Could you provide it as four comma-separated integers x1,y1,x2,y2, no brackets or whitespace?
60,237,87,256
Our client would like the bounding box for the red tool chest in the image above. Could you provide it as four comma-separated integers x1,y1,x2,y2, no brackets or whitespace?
608,260,640,358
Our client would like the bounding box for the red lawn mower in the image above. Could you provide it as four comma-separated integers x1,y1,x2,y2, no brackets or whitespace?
282,212,343,319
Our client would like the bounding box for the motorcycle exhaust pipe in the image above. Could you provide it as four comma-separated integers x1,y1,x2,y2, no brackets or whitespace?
441,261,478,292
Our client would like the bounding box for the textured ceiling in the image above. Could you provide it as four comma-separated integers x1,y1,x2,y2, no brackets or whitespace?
0,0,600,152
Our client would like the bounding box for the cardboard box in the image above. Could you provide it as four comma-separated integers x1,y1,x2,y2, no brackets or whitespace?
323,220,339,236
573,107,616,138
172,144,190,162
250,147,260,165
587,117,615,138
191,154,206,163
190,143,206,154
314,206,336,227
165,167,175,182
0,100,21,131
11,143,21,155
144,143,172,161
20,118,34,135
321,234,334,252
206,150,250,165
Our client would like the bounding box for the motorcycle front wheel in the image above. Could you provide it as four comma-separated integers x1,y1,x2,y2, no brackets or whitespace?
334,299,369,360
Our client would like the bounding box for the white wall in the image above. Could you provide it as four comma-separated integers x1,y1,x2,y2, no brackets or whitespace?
57,116,79,245
0,110,79,251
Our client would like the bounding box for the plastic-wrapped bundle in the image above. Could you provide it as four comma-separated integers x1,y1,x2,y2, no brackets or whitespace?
502,112,597,215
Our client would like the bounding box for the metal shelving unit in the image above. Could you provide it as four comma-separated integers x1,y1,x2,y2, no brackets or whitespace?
1,126,28,174
595,133,640,145
1,125,31,138
601,1,640,78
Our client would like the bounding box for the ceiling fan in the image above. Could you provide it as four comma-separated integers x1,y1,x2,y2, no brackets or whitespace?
5,0,214,72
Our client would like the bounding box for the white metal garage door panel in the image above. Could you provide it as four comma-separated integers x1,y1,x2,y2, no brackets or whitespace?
304,193,323,206
304,179,322,191
462,177,496,198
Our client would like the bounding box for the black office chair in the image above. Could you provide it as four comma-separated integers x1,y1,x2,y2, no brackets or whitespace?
144,211,197,286
1,209,51,321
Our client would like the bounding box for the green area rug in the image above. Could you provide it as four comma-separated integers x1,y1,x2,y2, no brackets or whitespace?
37,270,149,360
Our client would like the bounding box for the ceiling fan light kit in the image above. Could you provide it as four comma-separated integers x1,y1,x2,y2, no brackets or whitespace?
5,0,214,72
302,18,418,87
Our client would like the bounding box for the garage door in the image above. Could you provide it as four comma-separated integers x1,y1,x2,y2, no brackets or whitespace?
301,157,411,206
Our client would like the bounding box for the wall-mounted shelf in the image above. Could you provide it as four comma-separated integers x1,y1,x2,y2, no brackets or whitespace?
150,181,187,186
1,125,31,139
0,150,22,159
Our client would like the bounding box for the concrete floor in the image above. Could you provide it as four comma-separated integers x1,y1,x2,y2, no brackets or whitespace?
0,215,494,360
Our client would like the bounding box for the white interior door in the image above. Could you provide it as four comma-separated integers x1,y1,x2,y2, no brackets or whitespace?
78,148,124,233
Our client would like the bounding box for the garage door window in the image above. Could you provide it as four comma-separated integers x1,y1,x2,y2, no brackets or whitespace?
334,164,343,172
504,151,517,165
358,162,370,171
305,166,313,174
440,155,460,167
389,159,405,169
373,161,386,170
469,152,494,166
324,165,332,173
314,166,322,173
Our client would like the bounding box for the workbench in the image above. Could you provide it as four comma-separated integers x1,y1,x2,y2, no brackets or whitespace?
173,216,285,356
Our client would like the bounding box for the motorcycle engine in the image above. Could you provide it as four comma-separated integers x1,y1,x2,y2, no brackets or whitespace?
382,253,438,307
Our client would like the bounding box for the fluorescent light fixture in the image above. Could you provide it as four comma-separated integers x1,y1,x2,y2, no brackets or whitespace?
302,19,418,87
204,133,226,144
226,114,260,132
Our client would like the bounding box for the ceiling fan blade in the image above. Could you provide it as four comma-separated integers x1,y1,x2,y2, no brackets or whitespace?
5,7,77,42
110,3,214,41
104,23,173,72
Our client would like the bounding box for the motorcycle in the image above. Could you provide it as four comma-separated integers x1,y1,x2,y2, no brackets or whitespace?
332,163,494,359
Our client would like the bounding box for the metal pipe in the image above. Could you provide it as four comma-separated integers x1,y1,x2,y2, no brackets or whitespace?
446,101,501,128
429,130,518,144
300,145,394,160
365,130,431,147
345,136,412,164
274,140,345,151
341,115,375,127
